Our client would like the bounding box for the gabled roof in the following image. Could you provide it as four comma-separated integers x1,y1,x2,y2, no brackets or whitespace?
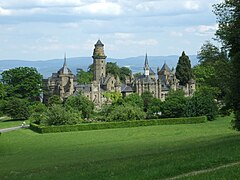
160,63,171,73
121,84,133,93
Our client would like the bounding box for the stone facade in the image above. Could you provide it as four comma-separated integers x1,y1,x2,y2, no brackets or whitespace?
130,54,195,101
44,40,195,105
43,54,74,103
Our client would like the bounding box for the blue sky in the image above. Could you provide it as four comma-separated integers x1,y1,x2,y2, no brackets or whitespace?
0,0,222,60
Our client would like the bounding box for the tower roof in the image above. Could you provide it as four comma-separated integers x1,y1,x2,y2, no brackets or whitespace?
144,53,150,69
95,39,104,46
58,53,72,75
160,63,171,73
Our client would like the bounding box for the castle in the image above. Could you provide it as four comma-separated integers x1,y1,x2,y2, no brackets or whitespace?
43,40,195,105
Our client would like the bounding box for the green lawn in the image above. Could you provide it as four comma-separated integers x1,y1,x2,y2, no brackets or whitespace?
1,115,240,179
0,117,29,129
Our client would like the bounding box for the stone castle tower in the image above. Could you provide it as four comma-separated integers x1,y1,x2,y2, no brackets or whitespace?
92,40,107,82
43,54,74,102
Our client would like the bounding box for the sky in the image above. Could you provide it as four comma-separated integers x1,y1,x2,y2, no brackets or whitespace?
0,0,222,60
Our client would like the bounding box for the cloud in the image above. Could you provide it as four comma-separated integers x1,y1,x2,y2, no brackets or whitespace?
0,7,12,16
170,31,183,37
185,24,217,36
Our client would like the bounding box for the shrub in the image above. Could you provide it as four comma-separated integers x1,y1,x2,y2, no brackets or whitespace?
29,102,48,124
30,116,207,133
161,90,187,118
106,104,146,121
40,104,82,126
65,94,94,119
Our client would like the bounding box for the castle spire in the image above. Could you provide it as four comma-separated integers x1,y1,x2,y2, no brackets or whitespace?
144,53,150,69
144,53,150,76
63,52,67,67
63,53,68,74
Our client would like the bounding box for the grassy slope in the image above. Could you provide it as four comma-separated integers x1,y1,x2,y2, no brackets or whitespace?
0,118,29,129
1,116,240,179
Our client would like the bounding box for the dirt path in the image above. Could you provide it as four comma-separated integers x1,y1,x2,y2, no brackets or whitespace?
166,161,240,180
0,125,29,133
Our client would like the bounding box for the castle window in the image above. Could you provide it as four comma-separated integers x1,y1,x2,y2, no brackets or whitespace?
112,81,114,84
101,61,103,63
102,67,104,69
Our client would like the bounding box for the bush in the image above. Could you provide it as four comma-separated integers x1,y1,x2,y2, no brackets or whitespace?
30,116,207,133
40,104,82,126
29,102,48,124
161,90,187,118
186,87,218,120
106,104,146,121
65,94,94,119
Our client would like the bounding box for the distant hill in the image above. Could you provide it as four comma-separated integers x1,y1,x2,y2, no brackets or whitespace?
0,55,198,78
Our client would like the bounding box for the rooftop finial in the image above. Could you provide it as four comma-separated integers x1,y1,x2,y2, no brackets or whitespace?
63,52,67,67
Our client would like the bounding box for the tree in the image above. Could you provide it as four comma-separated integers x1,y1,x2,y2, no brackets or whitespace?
106,62,120,77
29,102,48,124
103,92,122,104
193,42,231,100
1,67,43,101
106,104,146,121
213,1,240,129
141,91,154,112
77,68,93,84
65,94,94,119
124,93,144,109
176,51,193,86
0,82,6,99
5,97,30,120
48,95,63,106
197,41,225,66
41,104,82,126
186,87,218,120
161,90,187,118
146,98,162,119
119,67,132,82
106,62,132,83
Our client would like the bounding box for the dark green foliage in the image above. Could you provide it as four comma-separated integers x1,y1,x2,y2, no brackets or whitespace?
194,41,231,100
1,67,43,101
65,94,94,119
29,102,48,124
161,90,187,118
186,87,218,120
141,91,154,112
230,53,240,129
48,95,63,106
0,99,6,117
0,82,6,99
106,62,120,77
123,93,144,109
213,1,240,129
106,62,132,82
119,67,132,82
146,98,162,119
176,51,193,86
77,68,93,84
41,104,82,126
4,97,30,119
30,116,207,133
106,104,146,121
133,72,142,79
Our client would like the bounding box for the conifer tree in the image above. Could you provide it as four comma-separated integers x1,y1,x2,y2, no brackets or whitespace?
176,51,193,86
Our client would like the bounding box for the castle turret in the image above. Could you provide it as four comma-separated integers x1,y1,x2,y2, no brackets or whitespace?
92,40,107,82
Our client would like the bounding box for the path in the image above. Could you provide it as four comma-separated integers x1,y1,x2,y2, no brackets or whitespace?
0,125,29,133
166,161,240,180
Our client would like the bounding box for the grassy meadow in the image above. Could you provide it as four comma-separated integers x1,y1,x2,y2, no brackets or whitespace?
1,115,240,179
